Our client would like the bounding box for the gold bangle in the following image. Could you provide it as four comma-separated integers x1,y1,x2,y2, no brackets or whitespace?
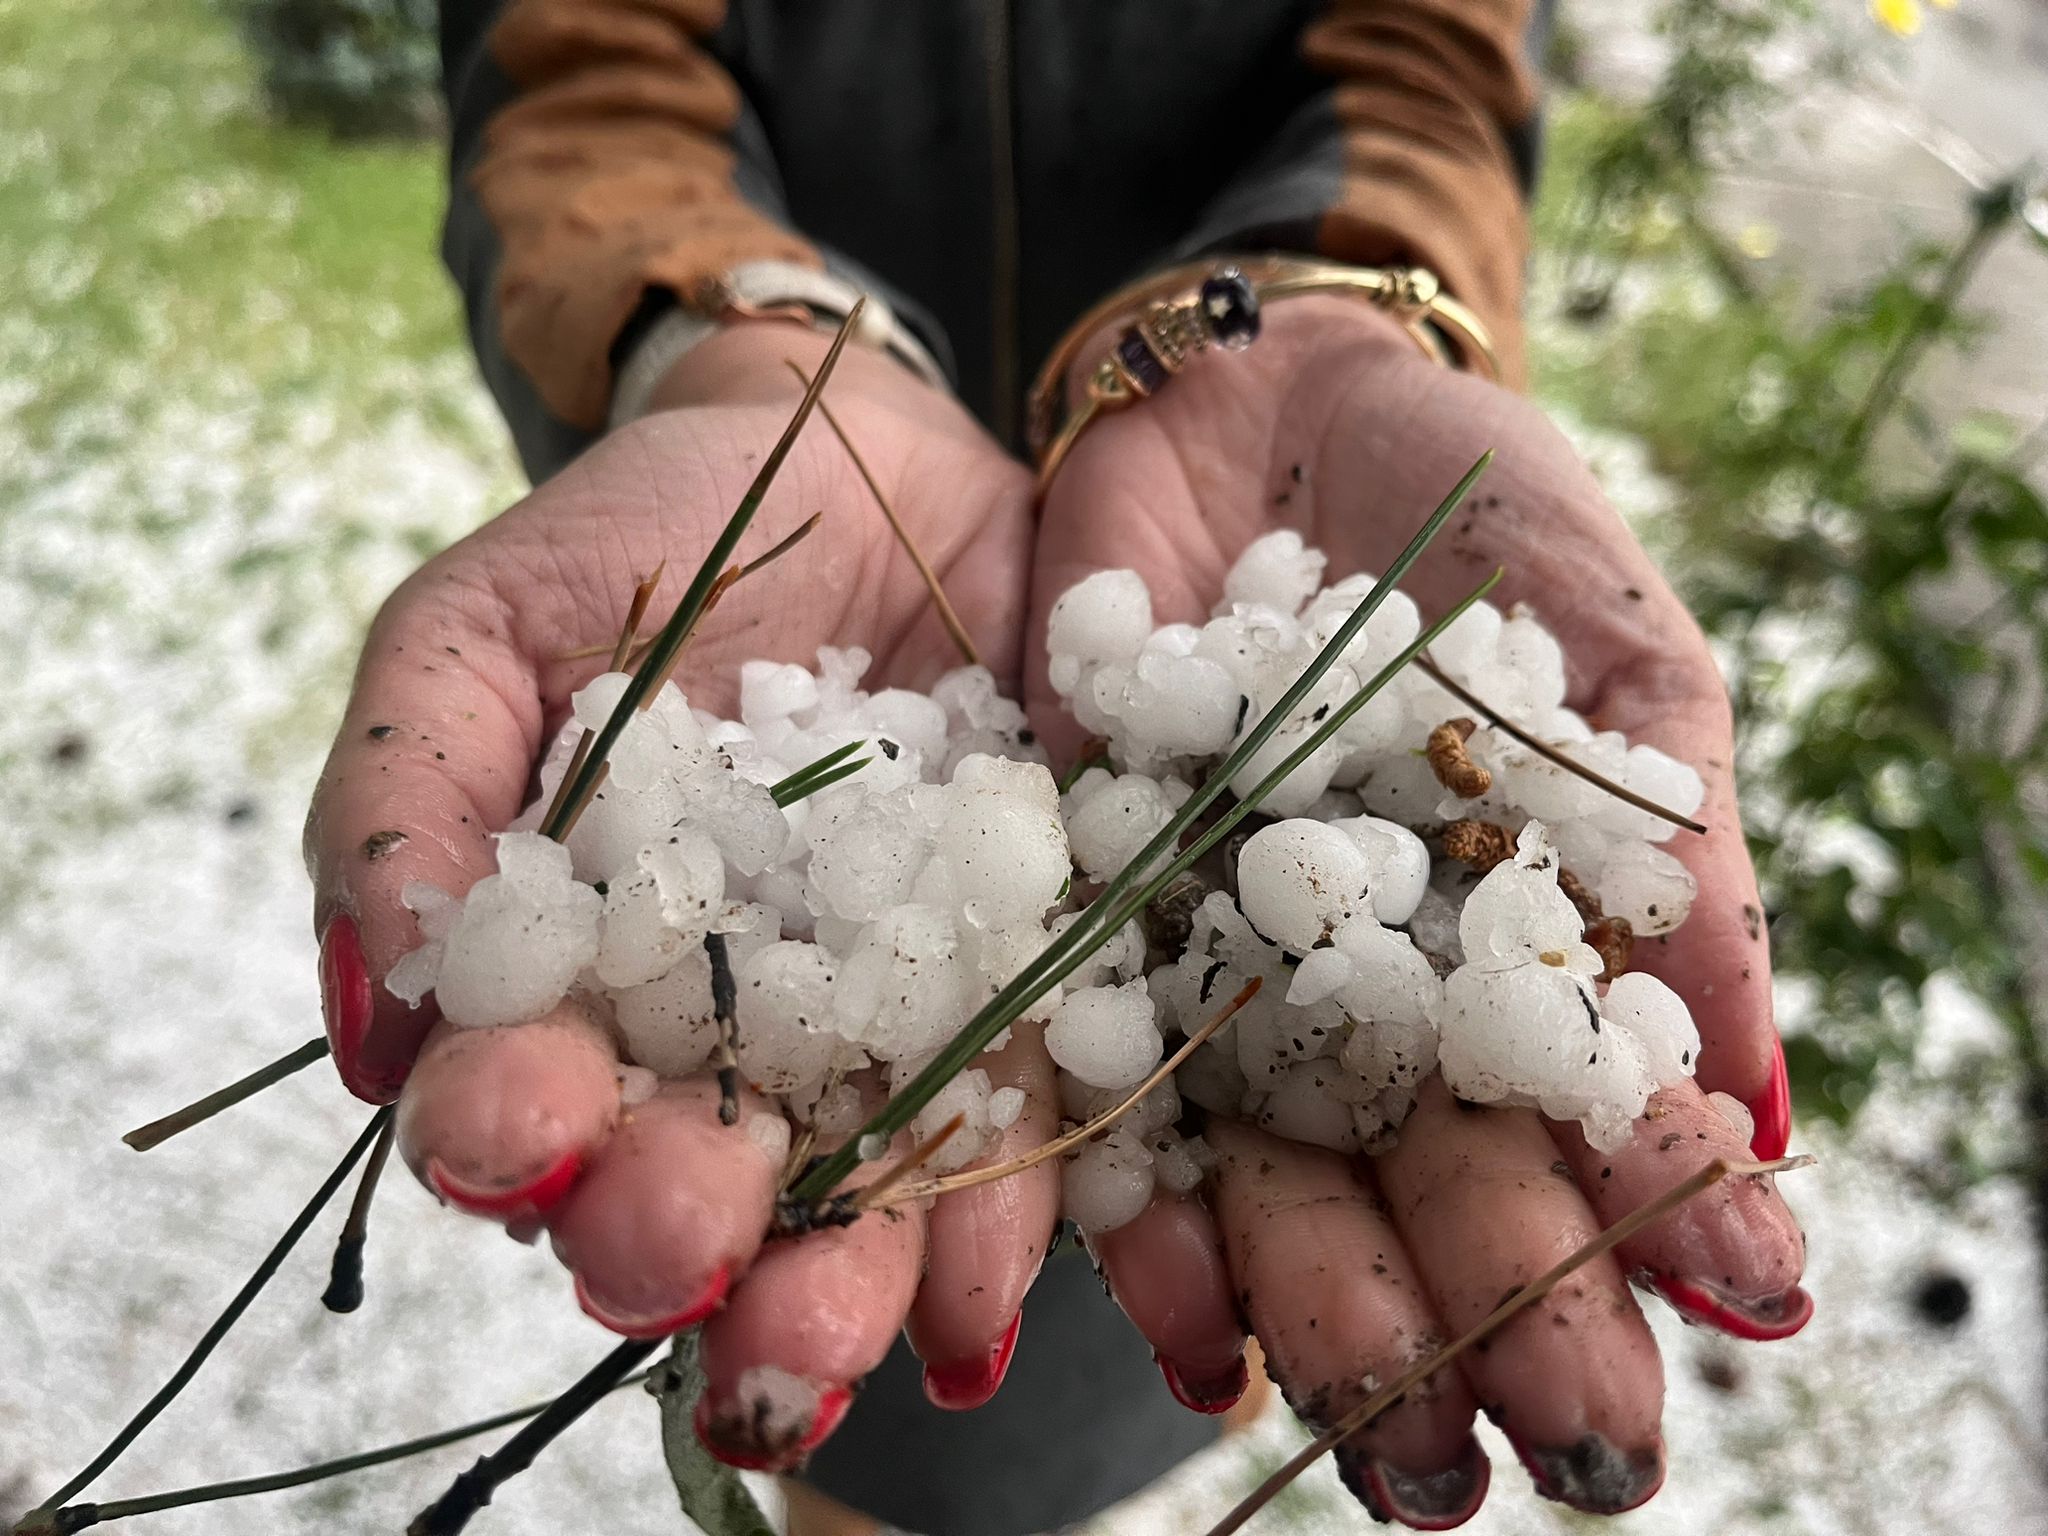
1027,256,1497,494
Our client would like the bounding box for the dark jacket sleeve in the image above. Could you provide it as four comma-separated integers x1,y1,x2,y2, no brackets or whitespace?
1174,0,1547,386
439,0,825,477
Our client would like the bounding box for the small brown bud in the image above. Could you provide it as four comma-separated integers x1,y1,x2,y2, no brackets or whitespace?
1426,717,1491,798
1584,916,1634,982
1441,818,1516,873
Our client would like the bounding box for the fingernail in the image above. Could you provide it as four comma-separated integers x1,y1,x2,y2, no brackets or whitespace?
426,1149,585,1222
1157,1350,1249,1415
1334,1436,1491,1531
1506,1430,1664,1514
694,1380,854,1471
320,914,394,1102
922,1311,1022,1411
574,1261,733,1339
1651,1273,1814,1341
1745,1036,1791,1160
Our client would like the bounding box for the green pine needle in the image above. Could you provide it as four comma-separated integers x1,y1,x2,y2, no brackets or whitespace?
540,302,865,842
769,739,870,806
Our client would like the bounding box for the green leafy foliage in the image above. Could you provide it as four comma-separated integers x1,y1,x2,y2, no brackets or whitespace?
1535,2,2048,1189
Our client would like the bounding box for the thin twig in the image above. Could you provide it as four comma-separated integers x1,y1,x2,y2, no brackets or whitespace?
1414,657,1708,836
706,931,741,1127
785,358,982,666
851,1114,968,1213
540,565,665,832
25,1109,395,1518
20,1373,655,1533
405,1339,662,1536
120,1038,329,1152
322,1112,397,1313
1200,1152,1816,1536
874,976,1262,1208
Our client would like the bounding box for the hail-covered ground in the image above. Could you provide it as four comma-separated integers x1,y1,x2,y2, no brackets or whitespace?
3,2,2044,1531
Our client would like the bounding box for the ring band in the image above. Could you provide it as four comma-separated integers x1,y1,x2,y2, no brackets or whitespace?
1027,257,1497,493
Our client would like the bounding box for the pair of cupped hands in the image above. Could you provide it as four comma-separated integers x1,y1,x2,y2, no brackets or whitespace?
304,296,1808,1527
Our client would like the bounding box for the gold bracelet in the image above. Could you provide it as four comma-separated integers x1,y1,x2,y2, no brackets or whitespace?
1026,256,1498,494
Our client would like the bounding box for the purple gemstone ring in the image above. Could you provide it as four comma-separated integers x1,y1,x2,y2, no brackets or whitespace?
1029,257,1498,495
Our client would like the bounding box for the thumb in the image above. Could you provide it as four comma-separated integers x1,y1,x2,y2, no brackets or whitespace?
305,571,544,1102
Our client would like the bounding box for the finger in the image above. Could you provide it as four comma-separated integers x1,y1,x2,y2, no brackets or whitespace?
1303,355,1781,1120
1552,1079,1810,1340
905,1023,1062,1410
1583,675,1779,1123
394,1004,622,1225
307,568,541,1102
546,1076,784,1337
1207,1120,1489,1530
1375,1078,1666,1516
696,1139,928,1471
1089,1192,1251,1417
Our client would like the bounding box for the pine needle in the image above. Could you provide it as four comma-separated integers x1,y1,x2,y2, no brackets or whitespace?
784,358,982,666
769,740,871,807
851,1113,968,1213
1414,656,1709,835
405,1338,663,1536
120,1037,329,1152
874,976,1262,1208
540,565,666,832
1199,1153,1816,1536
25,1109,395,1518
322,1111,397,1313
540,300,867,844
18,1372,654,1533
706,931,741,1127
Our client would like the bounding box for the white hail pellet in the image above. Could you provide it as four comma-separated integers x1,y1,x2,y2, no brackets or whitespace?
1062,1128,1156,1234
1045,980,1161,1090
1234,818,1376,950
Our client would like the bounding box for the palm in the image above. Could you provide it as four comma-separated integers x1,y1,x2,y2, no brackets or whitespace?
306,331,1053,1468
1027,299,1808,1522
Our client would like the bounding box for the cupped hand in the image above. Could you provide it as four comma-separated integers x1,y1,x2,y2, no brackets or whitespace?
304,322,1057,1466
1028,299,1809,1524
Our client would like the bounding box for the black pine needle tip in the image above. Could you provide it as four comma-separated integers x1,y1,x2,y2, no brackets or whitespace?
24,1108,395,1520
406,1338,662,1536
322,1111,397,1313
706,931,741,1126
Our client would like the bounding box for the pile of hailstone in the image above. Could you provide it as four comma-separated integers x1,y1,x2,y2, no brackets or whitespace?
386,532,1712,1245
1042,532,1709,1232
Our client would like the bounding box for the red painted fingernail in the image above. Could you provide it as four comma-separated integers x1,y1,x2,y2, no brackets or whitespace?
1156,1350,1249,1415
320,914,392,1103
1652,1274,1813,1341
427,1149,585,1222
922,1311,1022,1411
1745,1036,1792,1161
695,1381,854,1471
573,1261,732,1340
